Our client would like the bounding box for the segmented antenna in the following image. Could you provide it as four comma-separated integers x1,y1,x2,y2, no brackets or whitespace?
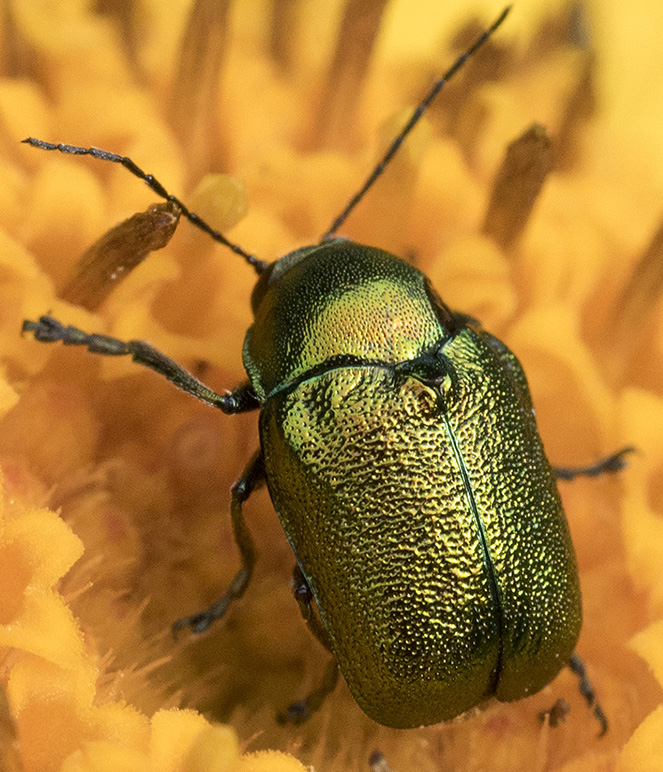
322,5,511,241
21,138,268,275
23,7,509,270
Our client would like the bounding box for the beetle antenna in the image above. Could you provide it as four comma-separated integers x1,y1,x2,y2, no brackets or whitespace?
322,5,511,241
21,137,268,275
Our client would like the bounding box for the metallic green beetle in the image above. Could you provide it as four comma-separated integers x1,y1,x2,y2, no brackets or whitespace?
248,239,581,728
23,7,625,733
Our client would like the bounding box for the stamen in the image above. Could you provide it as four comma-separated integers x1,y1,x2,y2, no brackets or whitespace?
612,219,663,346
22,138,267,273
555,56,595,171
313,0,389,149
170,0,231,178
269,0,302,73
61,201,180,310
483,124,555,251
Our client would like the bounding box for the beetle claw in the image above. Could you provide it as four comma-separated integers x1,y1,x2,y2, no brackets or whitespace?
172,609,218,638
539,697,571,728
277,700,310,725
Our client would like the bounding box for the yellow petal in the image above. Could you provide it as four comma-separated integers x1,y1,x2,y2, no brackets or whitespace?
7,657,97,772
629,621,663,690
616,705,663,772
60,742,148,772
180,725,241,772
150,709,215,772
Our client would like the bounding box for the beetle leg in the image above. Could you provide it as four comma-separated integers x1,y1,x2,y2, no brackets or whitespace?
538,697,570,728
568,653,608,736
173,451,264,634
291,564,333,651
22,316,259,414
277,657,339,725
553,447,635,481
276,565,340,724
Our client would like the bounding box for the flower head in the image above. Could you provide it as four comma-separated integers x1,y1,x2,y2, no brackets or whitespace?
0,1,662,770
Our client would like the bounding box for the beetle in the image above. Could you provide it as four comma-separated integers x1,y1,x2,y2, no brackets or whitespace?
22,6,628,734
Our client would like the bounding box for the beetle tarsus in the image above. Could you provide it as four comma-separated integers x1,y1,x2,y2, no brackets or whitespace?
172,599,231,636
539,697,570,728
568,653,608,736
277,699,310,725
554,447,635,481
277,657,339,725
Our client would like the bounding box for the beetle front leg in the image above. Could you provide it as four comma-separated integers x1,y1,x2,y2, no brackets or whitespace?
553,447,634,481
277,565,340,724
22,316,259,414
173,451,264,635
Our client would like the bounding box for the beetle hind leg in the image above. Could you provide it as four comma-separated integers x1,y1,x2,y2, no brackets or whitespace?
540,655,607,735
277,565,340,724
539,697,570,729
173,451,264,635
568,653,608,736
553,447,634,481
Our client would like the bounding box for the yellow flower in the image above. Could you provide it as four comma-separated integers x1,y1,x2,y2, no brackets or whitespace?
0,1,662,771
0,495,85,668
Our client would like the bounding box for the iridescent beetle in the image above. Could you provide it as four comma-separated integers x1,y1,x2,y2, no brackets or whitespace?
23,7,628,732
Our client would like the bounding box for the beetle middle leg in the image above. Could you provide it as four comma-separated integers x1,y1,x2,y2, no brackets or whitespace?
553,447,634,481
173,451,265,634
277,565,340,724
290,564,334,650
